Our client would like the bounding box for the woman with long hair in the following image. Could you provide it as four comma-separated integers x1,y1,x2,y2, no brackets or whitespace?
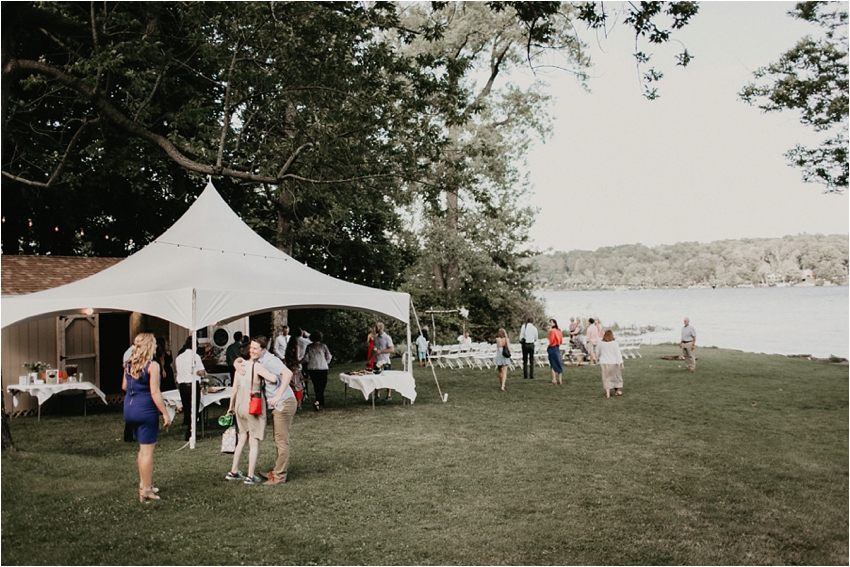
598,330,625,398
123,333,172,502
548,319,564,385
494,328,511,391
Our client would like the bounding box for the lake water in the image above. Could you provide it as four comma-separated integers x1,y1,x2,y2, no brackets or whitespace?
537,286,849,359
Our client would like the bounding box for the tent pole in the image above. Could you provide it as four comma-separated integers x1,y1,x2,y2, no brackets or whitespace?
190,288,197,450
411,300,444,402
406,323,412,373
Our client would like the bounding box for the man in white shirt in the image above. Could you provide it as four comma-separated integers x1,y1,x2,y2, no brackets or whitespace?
273,326,290,360
176,336,206,442
296,328,311,360
457,332,472,348
519,316,539,380
680,317,697,371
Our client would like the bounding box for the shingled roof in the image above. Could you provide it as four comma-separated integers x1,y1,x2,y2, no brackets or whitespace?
1,255,123,296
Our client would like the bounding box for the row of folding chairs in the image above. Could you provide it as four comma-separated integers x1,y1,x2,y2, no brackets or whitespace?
429,342,515,370
619,337,643,358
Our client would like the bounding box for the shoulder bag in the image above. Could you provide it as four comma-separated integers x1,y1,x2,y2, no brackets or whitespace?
502,344,511,358
248,363,264,416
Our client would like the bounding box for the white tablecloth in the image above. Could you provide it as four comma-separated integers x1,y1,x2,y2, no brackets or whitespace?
339,371,417,403
161,387,232,421
6,381,107,408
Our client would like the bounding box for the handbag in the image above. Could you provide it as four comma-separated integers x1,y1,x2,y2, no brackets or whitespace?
502,345,511,358
248,393,263,415
247,363,264,416
220,426,237,453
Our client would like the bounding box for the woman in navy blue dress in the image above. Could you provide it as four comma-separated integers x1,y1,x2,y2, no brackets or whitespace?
123,333,171,502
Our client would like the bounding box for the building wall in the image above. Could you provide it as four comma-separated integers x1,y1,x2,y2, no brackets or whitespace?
2,318,58,412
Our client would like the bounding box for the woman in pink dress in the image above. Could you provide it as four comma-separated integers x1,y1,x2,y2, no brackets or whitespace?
365,326,376,370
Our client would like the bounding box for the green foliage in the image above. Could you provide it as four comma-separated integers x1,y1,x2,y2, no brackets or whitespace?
2,2,447,259
2,346,847,565
531,233,849,289
740,1,849,192
1,1,699,338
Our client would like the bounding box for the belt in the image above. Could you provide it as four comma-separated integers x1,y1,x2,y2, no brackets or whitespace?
681,340,693,343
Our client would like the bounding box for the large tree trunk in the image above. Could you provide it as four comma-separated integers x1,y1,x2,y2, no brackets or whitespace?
273,183,295,339
434,127,461,292
445,188,460,291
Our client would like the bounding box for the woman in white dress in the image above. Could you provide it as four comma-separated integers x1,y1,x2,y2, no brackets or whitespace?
597,330,624,398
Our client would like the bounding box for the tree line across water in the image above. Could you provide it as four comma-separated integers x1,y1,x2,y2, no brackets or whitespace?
530,233,849,290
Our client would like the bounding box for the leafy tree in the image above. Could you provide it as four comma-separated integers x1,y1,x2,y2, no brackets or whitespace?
740,1,849,193
392,1,698,340
2,2,447,257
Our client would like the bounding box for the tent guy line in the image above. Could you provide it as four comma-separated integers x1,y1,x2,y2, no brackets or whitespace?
153,240,293,260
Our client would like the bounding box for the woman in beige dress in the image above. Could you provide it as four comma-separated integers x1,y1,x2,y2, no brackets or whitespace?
598,330,624,398
225,356,279,484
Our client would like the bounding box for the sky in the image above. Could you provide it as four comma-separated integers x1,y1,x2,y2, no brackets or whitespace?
521,1,849,253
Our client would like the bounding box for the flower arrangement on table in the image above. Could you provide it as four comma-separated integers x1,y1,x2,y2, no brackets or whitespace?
373,360,389,374
23,361,51,374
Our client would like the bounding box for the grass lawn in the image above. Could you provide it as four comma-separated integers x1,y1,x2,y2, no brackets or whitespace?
2,345,847,565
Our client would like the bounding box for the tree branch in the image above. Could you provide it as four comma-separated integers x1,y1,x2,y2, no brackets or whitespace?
6,58,283,184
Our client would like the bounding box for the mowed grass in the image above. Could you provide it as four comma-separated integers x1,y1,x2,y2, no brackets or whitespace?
2,345,847,565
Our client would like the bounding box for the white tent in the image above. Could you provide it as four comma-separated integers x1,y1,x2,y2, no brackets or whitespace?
2,181,409,329
2,182,411,446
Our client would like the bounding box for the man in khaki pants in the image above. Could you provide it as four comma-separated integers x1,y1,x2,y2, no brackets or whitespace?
679,317,697,371
250,336,296,485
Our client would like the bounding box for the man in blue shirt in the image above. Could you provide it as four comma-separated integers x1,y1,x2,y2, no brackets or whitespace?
250,336,296,485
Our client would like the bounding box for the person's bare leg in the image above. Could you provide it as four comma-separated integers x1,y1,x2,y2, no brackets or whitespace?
138,443,155,490
247,437,259,478
231,433,247,474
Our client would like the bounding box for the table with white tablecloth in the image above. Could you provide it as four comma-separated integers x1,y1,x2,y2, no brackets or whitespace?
339,371,416,408
161,387,232,422
6,382,107,420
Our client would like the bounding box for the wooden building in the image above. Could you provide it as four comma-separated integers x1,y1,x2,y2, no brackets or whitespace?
1,255,192,414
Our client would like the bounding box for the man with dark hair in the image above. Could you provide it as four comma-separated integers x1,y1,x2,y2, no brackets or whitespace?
249,335,296,485
176,336,206,442
519,316,538,379
226,331,244,381
273,326,290,360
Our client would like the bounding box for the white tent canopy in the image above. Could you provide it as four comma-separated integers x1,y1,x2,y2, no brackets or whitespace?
1,181,410,330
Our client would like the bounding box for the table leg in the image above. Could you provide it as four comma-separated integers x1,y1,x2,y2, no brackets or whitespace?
344,384,348,406
372,390,375,410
